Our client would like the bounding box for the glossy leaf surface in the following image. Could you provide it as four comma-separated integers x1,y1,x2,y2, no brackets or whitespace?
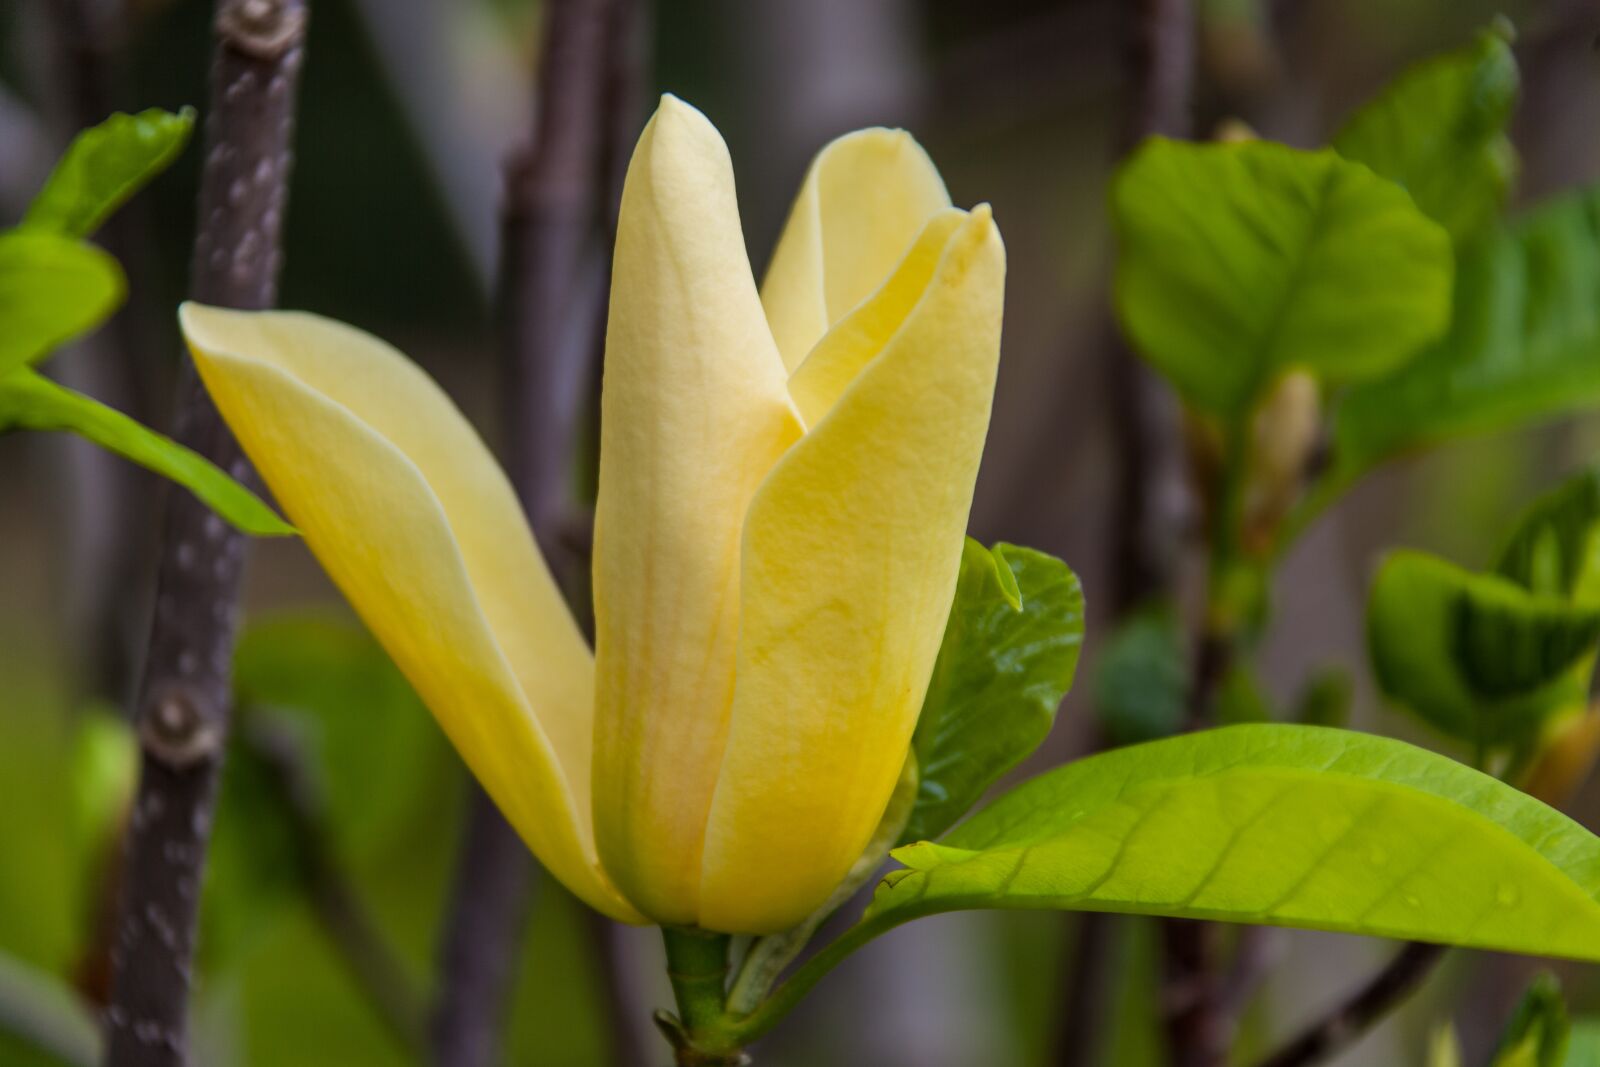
869,725,1600,962
903,540,1084,843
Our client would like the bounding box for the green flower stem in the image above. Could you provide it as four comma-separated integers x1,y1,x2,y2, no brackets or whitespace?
659,927,742,1065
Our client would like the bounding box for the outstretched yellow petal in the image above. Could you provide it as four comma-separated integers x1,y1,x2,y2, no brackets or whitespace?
179,304,641,923
700,207,1007,933
591,96,804,923
760,128,951,372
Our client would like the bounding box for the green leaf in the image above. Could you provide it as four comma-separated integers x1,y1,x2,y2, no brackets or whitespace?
904,540,1084,843
1293,667,1352,727
1332,186,1600,480
0,231,124,374
1495,468,1600,600
0,369,293,536
1568,1022,1600,1067
1112,138,1453,416
207,614,441,967
1334,24,1518,242
868,724,1600,962
1367,550,1597,747
232,615,436,860
1095,606,1187,746
1492,974,1570,1067
23,107,196,238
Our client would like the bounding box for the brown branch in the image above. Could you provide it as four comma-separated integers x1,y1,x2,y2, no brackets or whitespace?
428,2,642,1065
1249,942,1447,1067
102,3,307,1065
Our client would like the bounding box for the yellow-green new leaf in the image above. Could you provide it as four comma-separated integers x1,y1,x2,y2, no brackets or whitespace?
24,108,196,239
869,725,1600,962
0,231,123,374
0,368,291,537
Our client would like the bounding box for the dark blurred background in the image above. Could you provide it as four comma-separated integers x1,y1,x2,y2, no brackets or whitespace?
2,1,1599,1064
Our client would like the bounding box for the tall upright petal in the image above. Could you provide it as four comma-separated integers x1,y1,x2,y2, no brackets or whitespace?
760,128,951,372
592,96,803,923
179,304,641,923
699,208,1007,933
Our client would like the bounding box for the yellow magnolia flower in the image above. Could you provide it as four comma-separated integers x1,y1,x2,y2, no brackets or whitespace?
178,95,1005,934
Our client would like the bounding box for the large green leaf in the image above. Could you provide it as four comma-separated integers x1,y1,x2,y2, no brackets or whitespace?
904,540,1084,843
23,108,195,239
1332,186,1600,480
0,369,292,536
1334,24,1518,243
1112,138,1453,416
1367,550,1597,747
0,232,123,375
868,725,1600,961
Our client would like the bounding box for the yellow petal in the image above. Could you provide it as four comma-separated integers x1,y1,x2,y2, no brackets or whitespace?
700,207,1007,933
760,128,952,373
591,96,804,923
787,207,968,426
178,303,641,923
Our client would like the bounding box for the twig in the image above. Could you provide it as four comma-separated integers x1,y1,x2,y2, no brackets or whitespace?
1249,943,1448,1067
1056,0,1194,1062
427,2,639,1065
239,716,426,1054
0,948,100,1067
102,3,307,1065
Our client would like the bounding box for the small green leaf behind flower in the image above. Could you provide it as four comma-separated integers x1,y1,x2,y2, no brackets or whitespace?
1333,22,1518,244
23,107,196,239
1368,468,1600,751
902,539,1084,844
